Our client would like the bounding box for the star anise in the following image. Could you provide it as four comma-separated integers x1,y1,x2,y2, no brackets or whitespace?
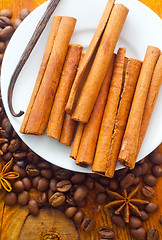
105,185,149,223
0,158,19,192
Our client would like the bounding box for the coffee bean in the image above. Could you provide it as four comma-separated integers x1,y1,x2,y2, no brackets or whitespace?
129,216,142,229
40,169,53,179
38,192,47,206
0,42,5,53
75,199,86,208
12,164,26,177
8,138,20,152
120,173,135,189
66,194,76,206
140,210,149,221
96,193,107,204
49,192,65,207
71,173,86,184
147,228,159,240
55,169,72,180
74,185,88,202
151,165,162,178
48,189,54,199
2,151,12,161
56,180,72,192
0,25,14,41
132,165,143,177
145,202,158,213
38,161,51,169
13,18,22,29
11,130,18,138
74,211,83,225
27,151,39,164
13,180,24,193
26,164,40,177
37,178,49,192
111,215,125,227
4,192,17,206
143,174,157,187
109,179,119,191
18,191,29,206
65,207,77,218
13,152,27,160
130,227,146,240
16,160,27,168
21,141,28,151
142,185,154,199
22,177,32,191
28,199,39,216
49,178,57,192
99,176,110,186
99,227,115,239
0,16,12,28
149,153,162,165
95,181,105,192
133,177,140,185
141,162,149,175
32,176,41,188
1,143,8,153
20,8,30,21
85,177,94,189
0,129,9,138
81,218,95,232
159,216,162,224
0,9,12,19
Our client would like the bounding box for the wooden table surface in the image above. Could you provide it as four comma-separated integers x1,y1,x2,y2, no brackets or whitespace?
0,0,162,239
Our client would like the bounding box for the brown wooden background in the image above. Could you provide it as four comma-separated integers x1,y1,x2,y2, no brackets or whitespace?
0,0,162,239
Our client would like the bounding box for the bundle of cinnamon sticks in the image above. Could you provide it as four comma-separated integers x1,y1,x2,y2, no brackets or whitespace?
20,0,162,178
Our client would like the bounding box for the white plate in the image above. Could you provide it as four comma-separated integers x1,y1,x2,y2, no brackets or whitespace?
1,0,162,173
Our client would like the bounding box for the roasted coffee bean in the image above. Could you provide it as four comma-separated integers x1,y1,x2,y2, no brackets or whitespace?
38,192,47,206
28,199,39,216
95,181,105,192
13,18,22,29
140,210,149,221
27,151,39,164
13,180,24,193
109,179,119,191
138,159,146,165
41,169,53,179
145,202,158,213
0,138,8,144
141,161,149,175
149,153,162,165
37,178,49,192
74,211,83,225
0,16,12,28
85,176,94,189
1,143,8,153
50,178,57,192
129,216,142,229
99,227,115,239
38,161,51,169
142,185,154,198
21,141,29,151
2,152,12,161
115,167,128,178
75,199,86,208
130,227,146,240
147,228,159,240
8,138,20,152
99,176,110,186
16,160,27,168
74,185,89,202
32,176,41,188
11,130,18,138
96,193,107,204
56,180,72,192
120,173,135,189
18,191,29,206
71,173,86,184
143,174,157,187
0,129,8,138
89,173,99,179
65,207,77,218
12,164,26,177
0,26,14,41
13,152,27,160
159,216,162,224
81,218,95,232
49,192,65,207
22,177,32,191
133,177,140,185
4,192,17,206
151,165,162,178
26,164,40,177
48,189,54,199
66,194,76,206
132,165,143,177
111,215,125,228
55,169,72,180
20,8,30,21
0,9,12,19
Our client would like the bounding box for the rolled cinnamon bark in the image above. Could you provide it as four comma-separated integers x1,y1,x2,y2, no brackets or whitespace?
105,58,142,178
46,44,83,139
65,0,115,115
20,16,76,135
70,123,84,160
75,54,115,167
92,48,126,174
138,52,162,152
71,4,129,123
118,46,160,169
59,114,77,146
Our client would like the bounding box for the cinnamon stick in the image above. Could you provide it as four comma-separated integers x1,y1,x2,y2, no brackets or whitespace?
118,46,160,169
71,4,129,123
92,48,126,174
46,44,83,139
75,54,115,167
65,0,115,115
70,123,84,160
138,52,162,152
59,114,77,146
105,58,142,178
20,16,76,135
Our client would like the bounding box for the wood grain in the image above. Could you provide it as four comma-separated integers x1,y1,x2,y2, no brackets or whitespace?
0,0,161,239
